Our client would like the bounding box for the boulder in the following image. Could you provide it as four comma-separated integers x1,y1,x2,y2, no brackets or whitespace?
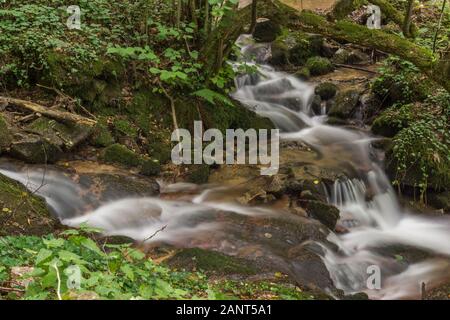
428,192,450,213
253,20,282,43
10,134,63,164
101,143,142,167
315,82,338,100
305,57,334,76
328,89,361,119
26,116,93,151
301,200,340,230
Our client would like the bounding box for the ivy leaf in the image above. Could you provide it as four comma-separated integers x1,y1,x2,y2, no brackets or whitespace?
35,248,53,266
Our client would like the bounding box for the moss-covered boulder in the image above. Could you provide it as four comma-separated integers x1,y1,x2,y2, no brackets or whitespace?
26,117,93,151
306,57,334,76
253,20,282,43
315,82,338,100
371,104,414,137
328,89,361,119
10,134,63,164
294,67,311,80
0,173,58,236
139,159,161,177
269,40,289,66
100,143,142,167
187,164,210,184
302,200,340,230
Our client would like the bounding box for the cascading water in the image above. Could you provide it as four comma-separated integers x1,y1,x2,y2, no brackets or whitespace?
2,34,450,300
231,35,450,299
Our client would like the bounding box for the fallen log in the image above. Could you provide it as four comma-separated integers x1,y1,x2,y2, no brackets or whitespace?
0,97,97,127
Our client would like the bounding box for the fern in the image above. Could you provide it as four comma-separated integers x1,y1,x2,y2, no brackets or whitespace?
192,88,233,106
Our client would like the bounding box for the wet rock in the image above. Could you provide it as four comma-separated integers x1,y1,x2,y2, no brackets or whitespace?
360,92,382,123
306,57,334,76
269,41,289,66
301,200,340,230
10,134,63,164
428,192,450,213
315,82,338,101
311,95,323,115
253,20,281,43
328,89,361,119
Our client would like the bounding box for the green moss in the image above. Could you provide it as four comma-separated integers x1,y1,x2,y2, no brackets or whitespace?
371,104,414,137
113,118,138,139
139,158,161,176
169,248,258,276
294,67,310,80
305,57,334,76
101,143,142,167
187,164,210,184
0,174,55,236
315,82,337,100
91,118,115,147
0,114,12,150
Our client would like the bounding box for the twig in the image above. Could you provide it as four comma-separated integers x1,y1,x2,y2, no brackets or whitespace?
0,286,25,293
143,225,167,243
52,263,62,301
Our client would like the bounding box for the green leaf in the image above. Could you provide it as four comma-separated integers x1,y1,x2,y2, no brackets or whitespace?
35,248,53,266
192,88,233,106
80,237,104,256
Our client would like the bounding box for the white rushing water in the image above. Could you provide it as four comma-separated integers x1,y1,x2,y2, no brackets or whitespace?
1,34,450,299
231,35,450,299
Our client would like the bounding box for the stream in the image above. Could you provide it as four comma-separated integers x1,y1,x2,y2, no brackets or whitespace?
1,35,450,300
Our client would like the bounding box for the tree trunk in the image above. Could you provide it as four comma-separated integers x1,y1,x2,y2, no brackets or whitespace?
403,0,415,38
248,0,258,34
433,0,448,53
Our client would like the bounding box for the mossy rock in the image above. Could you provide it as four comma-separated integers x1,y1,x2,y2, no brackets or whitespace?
10,135,63,164
253,20,282,43
302,200,340,230
0,114,12,151
371,104,414,137
91,118,115,147
26,117,93,150
306,57,334,76
168,248,258,276
315,82,338,100
148,141,172,164
101,143,142,167
140,159,161,177
112,118,138,139
269,40,289,66
328,89,361,119
0,173,58,236
294,67,311,80
187,164,210,184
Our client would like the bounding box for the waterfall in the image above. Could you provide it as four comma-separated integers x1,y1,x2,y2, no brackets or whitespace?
231,35,450,299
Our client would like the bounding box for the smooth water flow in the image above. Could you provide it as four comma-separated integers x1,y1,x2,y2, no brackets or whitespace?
1,35,450,299
232,35,450,299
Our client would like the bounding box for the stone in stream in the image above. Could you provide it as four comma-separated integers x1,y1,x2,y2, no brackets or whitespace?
328,88,361,119
300,200,340,230
315,82,338,101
